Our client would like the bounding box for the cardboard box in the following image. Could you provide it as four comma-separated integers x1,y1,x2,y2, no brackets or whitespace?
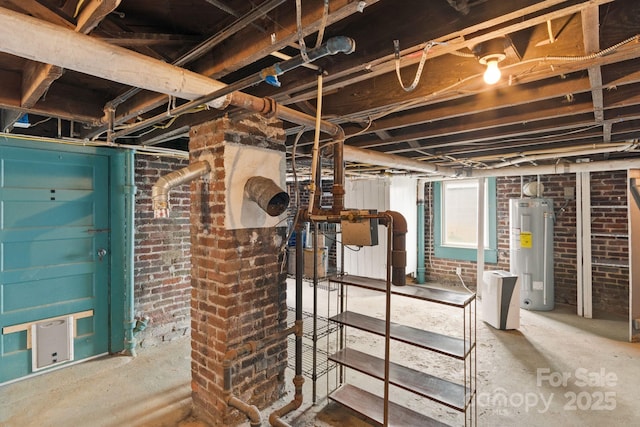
303,247,327,278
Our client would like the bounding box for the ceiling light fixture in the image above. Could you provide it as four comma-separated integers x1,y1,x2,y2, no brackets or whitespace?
473,38,507,85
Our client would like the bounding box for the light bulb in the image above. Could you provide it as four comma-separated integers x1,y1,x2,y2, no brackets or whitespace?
483,59,501,85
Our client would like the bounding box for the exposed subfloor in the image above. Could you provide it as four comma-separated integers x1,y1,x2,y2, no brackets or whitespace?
2,279,639,427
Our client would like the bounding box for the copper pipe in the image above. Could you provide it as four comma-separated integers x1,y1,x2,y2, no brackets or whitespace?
379,210,408,286
227,396,261,427
268,375,305,427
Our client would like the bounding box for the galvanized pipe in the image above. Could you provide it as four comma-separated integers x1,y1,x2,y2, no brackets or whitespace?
244,176,290,217
268,220,306,426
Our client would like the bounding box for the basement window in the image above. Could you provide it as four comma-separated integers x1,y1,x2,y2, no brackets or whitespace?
433,178,497,263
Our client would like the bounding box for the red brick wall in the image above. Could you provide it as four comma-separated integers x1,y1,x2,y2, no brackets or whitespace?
590,171,629,315
189,116,288,426
425,172,629,316
134,156,192,346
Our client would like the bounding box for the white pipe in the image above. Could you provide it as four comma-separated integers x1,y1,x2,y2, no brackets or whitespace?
469,158,640,178
343,145,459,177
490,144,637,168
476,177,485,298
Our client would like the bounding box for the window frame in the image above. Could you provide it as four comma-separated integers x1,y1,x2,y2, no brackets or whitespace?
433,178,498,263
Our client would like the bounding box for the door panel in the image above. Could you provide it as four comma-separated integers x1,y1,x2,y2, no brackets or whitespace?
0,145,109,383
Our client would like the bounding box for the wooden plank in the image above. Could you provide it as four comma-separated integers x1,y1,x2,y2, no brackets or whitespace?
0,0,75,28
3,310,94,349
2,310,94,334
21,62,63,107
329,275,475,307
582,5,604,123
329,383,451,427
331,311,470,359
75,0,121,34
111,0,380,132
329,348,470,411
1,108,21,132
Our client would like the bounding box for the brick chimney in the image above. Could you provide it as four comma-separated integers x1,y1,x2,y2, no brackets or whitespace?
189,115,288,425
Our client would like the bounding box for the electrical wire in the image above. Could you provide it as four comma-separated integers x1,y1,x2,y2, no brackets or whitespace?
280,128,307,273
456,271,474,294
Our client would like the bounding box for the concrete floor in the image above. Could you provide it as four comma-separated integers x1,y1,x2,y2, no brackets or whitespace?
2,280,640,427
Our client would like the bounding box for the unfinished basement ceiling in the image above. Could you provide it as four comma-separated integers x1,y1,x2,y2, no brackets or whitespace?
1,0,640,176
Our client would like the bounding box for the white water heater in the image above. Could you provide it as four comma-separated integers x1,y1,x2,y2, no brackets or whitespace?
509,198,554,311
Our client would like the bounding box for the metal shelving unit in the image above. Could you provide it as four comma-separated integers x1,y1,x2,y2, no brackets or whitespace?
327,274,477,427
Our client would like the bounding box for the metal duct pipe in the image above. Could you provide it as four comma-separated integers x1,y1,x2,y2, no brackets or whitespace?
244,176,290,217
343,145,459,178
151,160,211,218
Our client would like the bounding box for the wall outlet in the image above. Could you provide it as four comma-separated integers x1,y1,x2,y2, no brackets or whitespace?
455,266,462,275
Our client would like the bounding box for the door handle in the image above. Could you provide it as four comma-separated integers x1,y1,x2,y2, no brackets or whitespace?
97,248,107,261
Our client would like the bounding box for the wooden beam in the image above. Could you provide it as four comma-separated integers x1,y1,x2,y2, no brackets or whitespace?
273,0,616,108
75,0,121,34
21,62,63,107
1,108,22,132
94,32,202,46
0,0,75,28
111,0,380,129
582,5,604,123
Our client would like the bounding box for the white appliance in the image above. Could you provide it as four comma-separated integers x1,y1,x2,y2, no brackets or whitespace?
482,270,520,330
509,198,555,311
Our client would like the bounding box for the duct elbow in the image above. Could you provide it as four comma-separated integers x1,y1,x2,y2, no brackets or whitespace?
381,211,408,286
326,36,356,55
151,160,211,218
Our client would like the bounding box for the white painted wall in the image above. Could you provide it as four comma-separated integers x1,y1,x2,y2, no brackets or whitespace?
339,176,417,280
224,143,288,230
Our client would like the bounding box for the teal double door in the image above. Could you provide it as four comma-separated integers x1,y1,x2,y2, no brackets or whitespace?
0,143,110,383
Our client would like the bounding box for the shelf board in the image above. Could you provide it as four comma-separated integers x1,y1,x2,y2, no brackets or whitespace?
329,383,451,427
330,311,472,359
329,348,471,411
328,275,475,307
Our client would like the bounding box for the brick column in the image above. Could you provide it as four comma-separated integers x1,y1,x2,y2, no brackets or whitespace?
189,115,288,426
